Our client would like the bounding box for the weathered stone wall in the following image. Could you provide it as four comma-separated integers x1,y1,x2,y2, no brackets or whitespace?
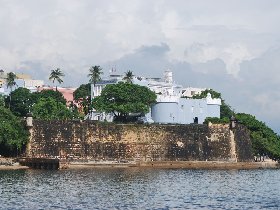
27,120,253,162
234,124,253,162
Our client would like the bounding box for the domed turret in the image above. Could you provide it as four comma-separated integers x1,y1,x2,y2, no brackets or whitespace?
164,70,173,83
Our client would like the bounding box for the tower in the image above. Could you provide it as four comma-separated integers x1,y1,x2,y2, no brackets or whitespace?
164,70,173,83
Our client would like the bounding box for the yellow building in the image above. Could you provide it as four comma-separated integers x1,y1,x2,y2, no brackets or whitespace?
16,73,32,80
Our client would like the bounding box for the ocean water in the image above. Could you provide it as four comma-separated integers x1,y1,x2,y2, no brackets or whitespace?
0,168,280,209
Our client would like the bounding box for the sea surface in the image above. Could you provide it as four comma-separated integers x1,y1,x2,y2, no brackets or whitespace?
1,168,280,209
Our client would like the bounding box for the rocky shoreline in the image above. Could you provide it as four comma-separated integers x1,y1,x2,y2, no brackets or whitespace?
0,158,29,170
0,165,29,170
65,160,279,170
1,157,279,170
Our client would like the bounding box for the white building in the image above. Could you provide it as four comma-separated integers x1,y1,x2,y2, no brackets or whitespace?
89,70,221,124
0,70,44,95
92,71,181,99
24,79,44,92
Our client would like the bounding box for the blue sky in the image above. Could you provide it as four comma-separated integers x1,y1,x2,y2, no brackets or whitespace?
1,0,280,133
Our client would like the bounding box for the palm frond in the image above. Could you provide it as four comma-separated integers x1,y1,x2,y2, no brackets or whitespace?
88,66,103,85
49,68,65,86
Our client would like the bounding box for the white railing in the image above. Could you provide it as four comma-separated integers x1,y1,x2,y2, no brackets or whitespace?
156,95,180,103
206,98,221,105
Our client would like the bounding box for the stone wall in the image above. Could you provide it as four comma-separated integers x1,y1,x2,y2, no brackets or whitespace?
27,120,253,162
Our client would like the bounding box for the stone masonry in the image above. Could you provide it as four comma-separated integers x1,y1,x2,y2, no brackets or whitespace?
26,120,253,162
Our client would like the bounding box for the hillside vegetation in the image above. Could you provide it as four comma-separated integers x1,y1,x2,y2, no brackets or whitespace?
197,89,280,161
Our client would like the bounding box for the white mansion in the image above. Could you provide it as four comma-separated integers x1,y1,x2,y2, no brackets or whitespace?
89,70,221,124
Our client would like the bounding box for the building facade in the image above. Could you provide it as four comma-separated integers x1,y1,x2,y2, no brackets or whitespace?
0,70,44,95
89,70,221,124
151,93,220,124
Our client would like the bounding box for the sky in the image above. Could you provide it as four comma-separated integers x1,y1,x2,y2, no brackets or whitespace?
1,0,280,133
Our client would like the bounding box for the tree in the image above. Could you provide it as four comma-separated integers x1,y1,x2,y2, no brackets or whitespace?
73,83,91,114
7,87,33,117
6,88,68,117
92,82,157,122
123,70,134,83
220,101,233,119
68,101,83,119
6,72,17,91
88,66,103,100
0,94,4,107
32,97,73,120
33,89,67,105
49,68,64,91
235,113,280,161
73,83,91,100
0,106,29,156
6,72,17,109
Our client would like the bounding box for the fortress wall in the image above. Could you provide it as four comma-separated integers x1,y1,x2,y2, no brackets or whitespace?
234,124,253,161
27,120,253,162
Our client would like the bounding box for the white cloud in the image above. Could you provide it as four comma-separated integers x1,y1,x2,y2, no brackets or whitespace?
0,0,280,132
0,0,278,76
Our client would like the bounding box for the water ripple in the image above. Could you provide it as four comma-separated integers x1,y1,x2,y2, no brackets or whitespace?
1,169,280,209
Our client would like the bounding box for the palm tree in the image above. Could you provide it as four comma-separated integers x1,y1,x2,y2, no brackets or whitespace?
88,66,103,100
6,72,17,90
6,72,17,109
49,68,64,91
123,70,134,83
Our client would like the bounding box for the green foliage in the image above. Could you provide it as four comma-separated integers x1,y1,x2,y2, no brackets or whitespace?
49,68,64,85
73,83,91,115
123,70,134,83
88,66,103,85
0,106,29,156
204,117,230,124
33,89,67,105
5,88,32,117
6,72,17,90
6,72,17,109
93,82,157,122
192,89,221,99
68,101,83,119
6,88,67,118
0,94,5,107
220,101,233,119
32,97,73,120
73,83,91,100
236,113,280,160
198,90,280,160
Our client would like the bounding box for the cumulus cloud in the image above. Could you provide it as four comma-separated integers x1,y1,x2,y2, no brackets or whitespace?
104,43,171,77
103,43,280,133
